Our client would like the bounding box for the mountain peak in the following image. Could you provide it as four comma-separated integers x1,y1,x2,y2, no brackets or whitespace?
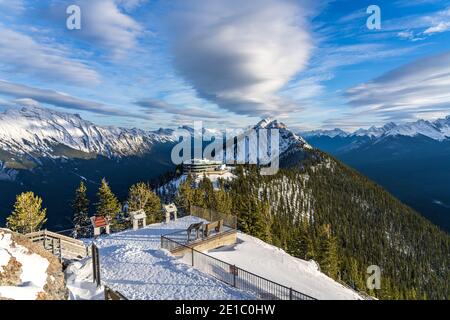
255,118,287,129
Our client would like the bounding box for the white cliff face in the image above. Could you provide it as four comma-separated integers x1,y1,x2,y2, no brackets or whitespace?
0,106,175,159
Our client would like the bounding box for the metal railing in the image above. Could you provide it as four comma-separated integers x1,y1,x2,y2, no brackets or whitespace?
190,205,237,230
161,235,316,300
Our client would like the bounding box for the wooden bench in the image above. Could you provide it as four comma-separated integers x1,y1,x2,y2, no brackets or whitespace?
187,222,203,242
203,219,223,238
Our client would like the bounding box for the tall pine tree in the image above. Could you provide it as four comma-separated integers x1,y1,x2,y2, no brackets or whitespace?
96,178,121,230
7,191,47,234
72,180,91,238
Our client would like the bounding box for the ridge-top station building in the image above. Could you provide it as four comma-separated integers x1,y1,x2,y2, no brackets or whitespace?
182,158,227,175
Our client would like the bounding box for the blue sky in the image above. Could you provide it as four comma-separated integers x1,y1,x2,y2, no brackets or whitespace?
0,0,449,131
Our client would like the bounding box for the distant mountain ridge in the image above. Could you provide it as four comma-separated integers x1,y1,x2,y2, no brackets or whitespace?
0,106,175,162
301,115,450,141
301,115,450,232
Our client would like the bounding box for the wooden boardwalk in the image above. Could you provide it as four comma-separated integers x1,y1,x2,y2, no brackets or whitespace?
25,229,88,262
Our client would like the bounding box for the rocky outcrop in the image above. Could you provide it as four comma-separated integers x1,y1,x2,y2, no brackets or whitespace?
0,229,68,300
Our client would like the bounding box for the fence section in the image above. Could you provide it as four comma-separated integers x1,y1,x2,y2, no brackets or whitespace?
161,235,315,300
25,229,88,261
190,205,237,230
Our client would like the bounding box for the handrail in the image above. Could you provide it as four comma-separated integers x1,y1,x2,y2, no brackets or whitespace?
25,229,88,260
161,234,316,300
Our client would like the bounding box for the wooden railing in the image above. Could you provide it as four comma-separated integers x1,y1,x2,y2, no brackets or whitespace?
25,229,88,261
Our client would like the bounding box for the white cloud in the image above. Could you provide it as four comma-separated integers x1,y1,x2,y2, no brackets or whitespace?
0,0,24,13
115,0,147,12
424,22,450,34
345,51,450,121
165,0,314,117
0,25,100,85
72,0,143,58
0,80,144,118
135,98,222,119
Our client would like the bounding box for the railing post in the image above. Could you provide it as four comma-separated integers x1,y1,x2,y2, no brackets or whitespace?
95,245,101,287
191,247,194,266
233,265,237,288
58,238,62,263
289,287,293,300
52,238,56,255
92,244,97,285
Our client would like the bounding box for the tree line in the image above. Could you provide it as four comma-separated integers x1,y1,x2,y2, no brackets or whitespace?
174,162,449,300
4,178,162,237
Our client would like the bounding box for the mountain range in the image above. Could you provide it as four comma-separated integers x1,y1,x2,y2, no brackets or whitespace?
1,106,449,232
302,116,450,141
0,106,309,228
301,116,450,232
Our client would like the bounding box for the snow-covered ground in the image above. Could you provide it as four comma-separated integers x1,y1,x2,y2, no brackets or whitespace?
160,171,236,192
65,258,105,300
66,216,364,300
0,230,49,300
76,216,253,300
207,233,363,300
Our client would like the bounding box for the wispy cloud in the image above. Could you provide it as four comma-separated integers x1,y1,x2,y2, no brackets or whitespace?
0,0,24,14
386,6,450,40
424,22,450,34
345,51,450,122
50,0,143,59
0,25,100,85
135,98,222,119
0,80,144,118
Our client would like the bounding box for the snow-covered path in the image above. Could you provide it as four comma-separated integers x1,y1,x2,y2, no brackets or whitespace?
92,216,252,300
207,233,363,300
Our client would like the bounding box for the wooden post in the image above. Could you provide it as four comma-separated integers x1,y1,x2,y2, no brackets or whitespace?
52,238,56,255
58,238,62,263
191,248,194,266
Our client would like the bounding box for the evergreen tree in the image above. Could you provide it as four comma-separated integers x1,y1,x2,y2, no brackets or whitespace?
96,178,121,230
72,180,91,238
317,225,339,278
7,191,47,234
127,182,162,224
175,174,194,212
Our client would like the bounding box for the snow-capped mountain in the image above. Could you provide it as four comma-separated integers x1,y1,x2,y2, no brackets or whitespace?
302,128,348,139
301,116,450,141
301,115,450,233
0,106,313,165
253,118,312,154
0,106,175,161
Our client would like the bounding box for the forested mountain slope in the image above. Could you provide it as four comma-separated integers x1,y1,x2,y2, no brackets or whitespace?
173,150,450,299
